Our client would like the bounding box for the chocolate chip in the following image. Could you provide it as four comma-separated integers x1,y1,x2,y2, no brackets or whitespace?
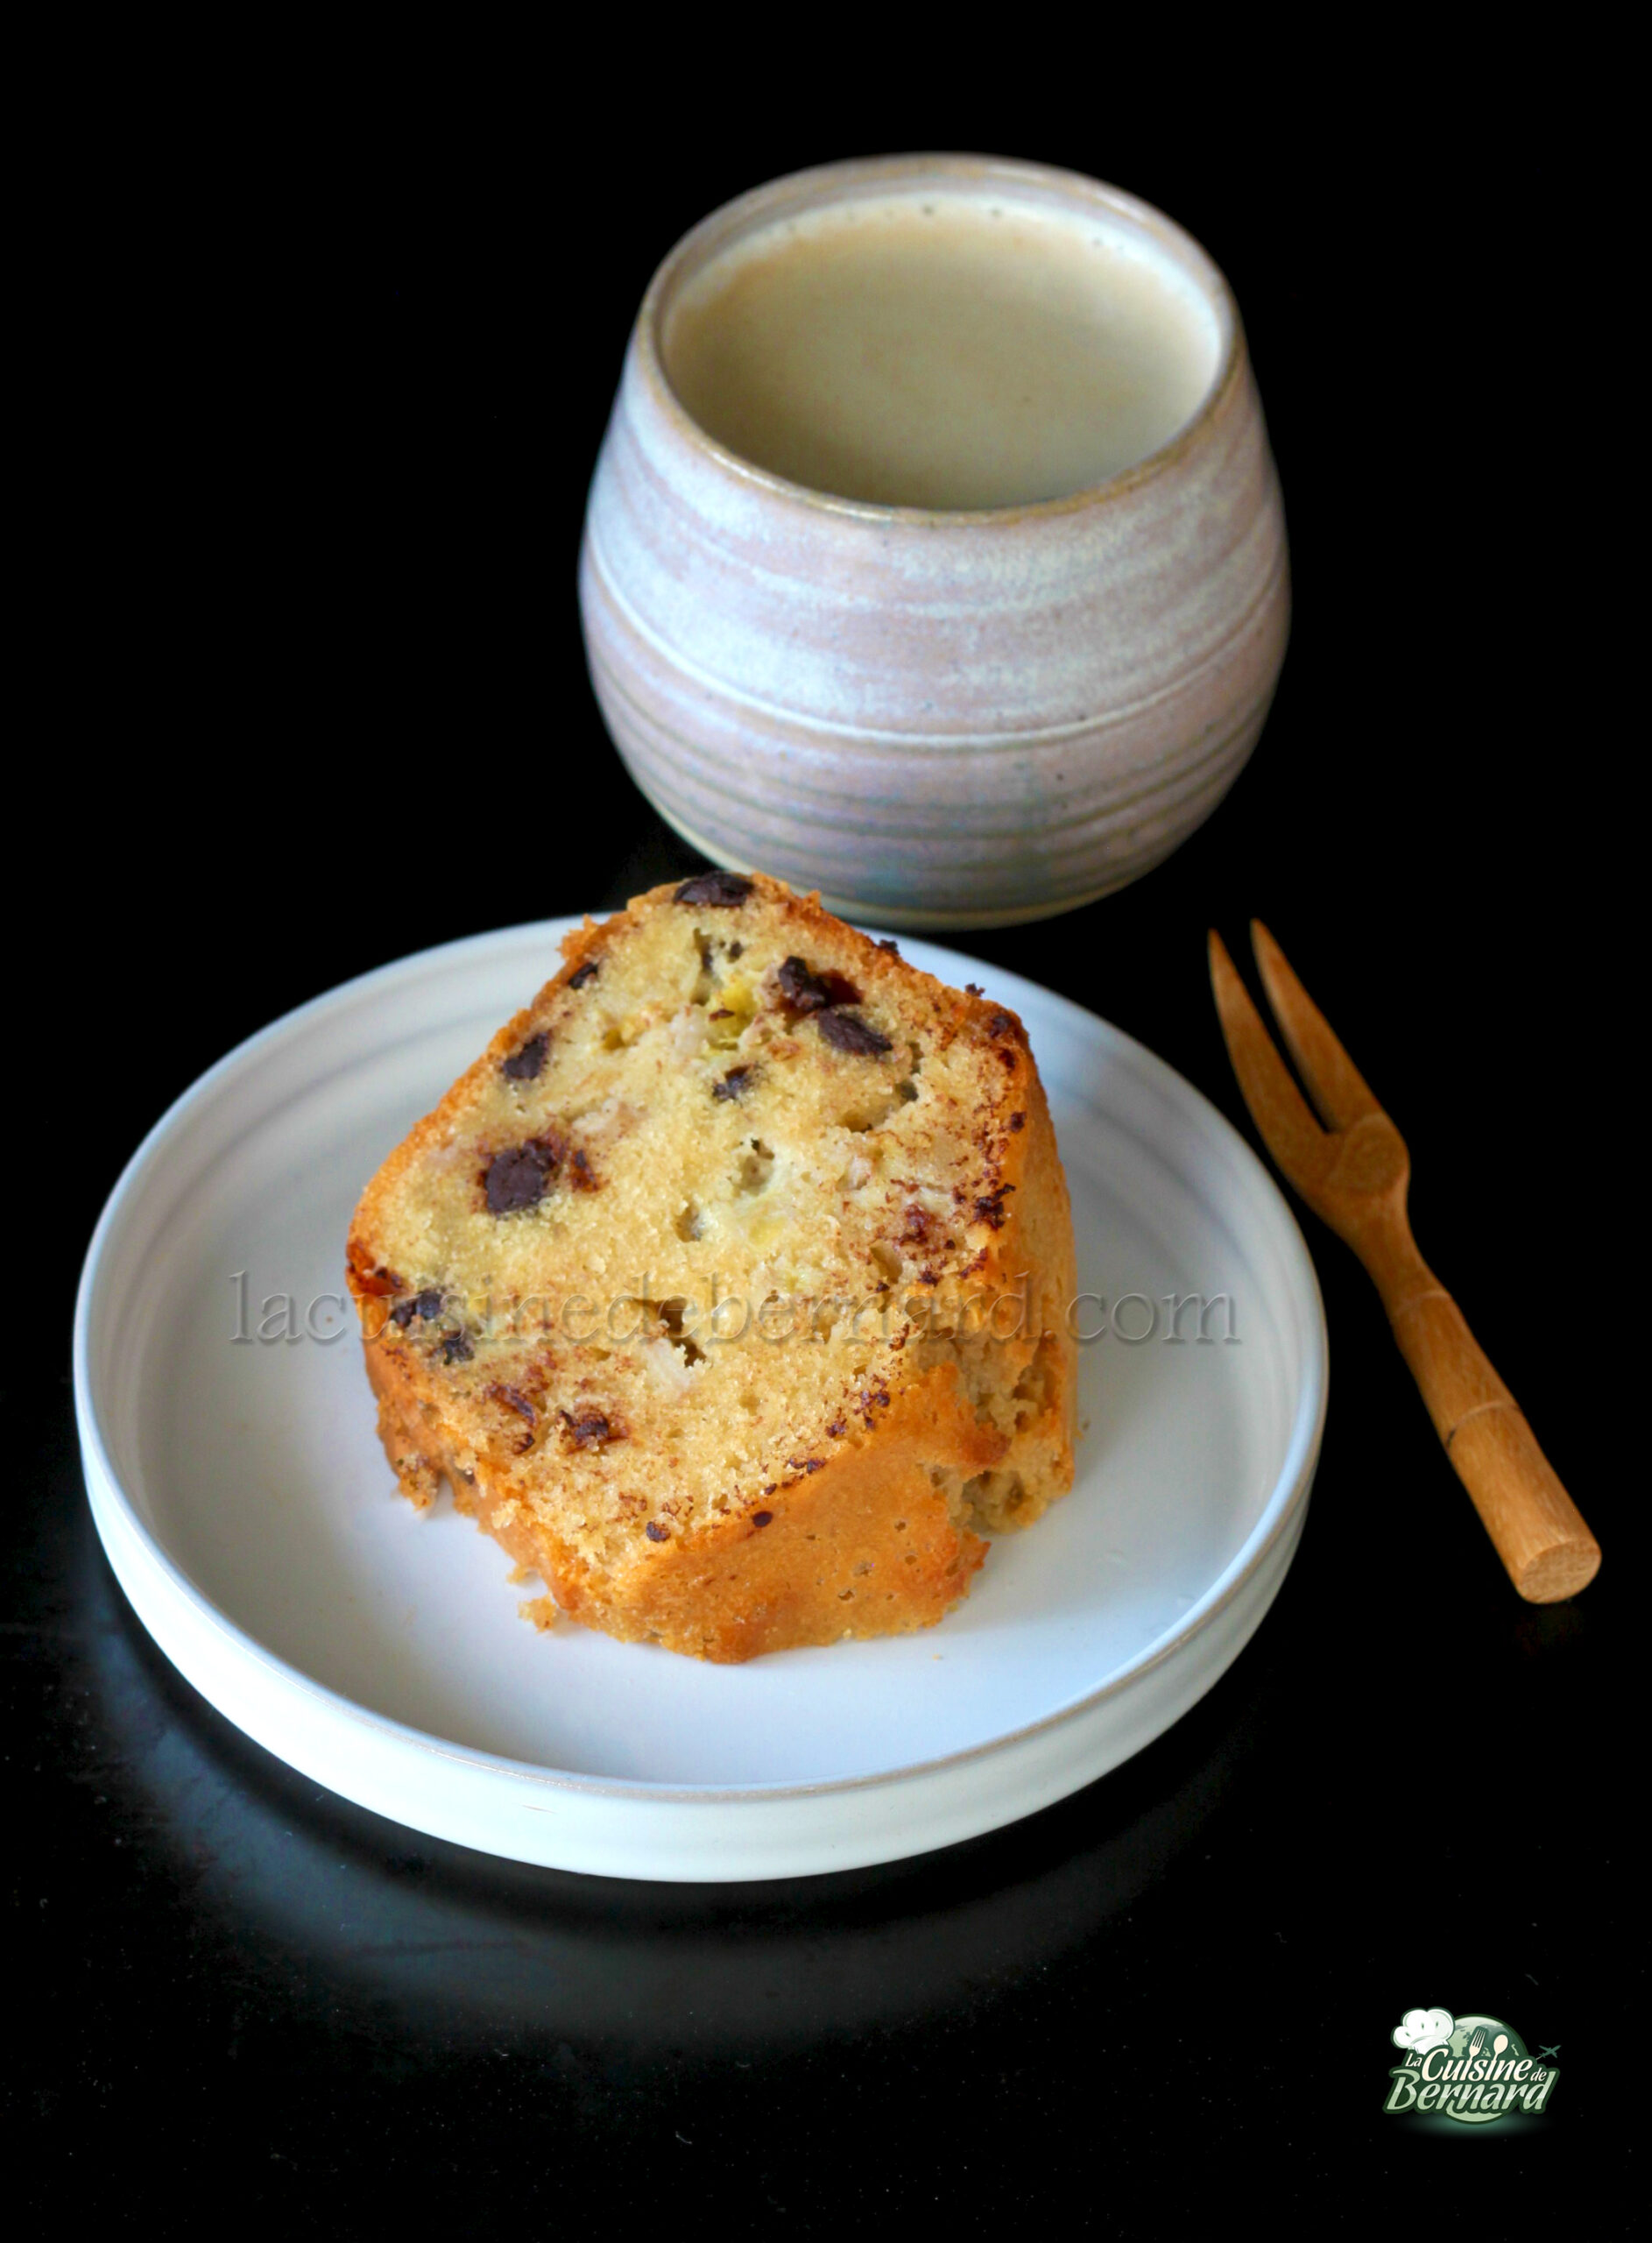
986,1011,1015,1038
1009,1111,1027,1132
502,1032,548,1080
645,1520,670,1542
484,1136,563,1213
391,1288,444,1329
674,871,753,906
751,1511,773,1528
713,1065,755,1101
489,1384,537,1451
727,941,744,959
777,956,860,1014
965,982,984,995
826,1419,846,1438
561,1409,618,1450
568,1146,599,1191
876,938,900,953
817,1009,892,1058
437,1330,473,1364
567,960,599,989
973,1185,1016,1229
787,1458,824,1474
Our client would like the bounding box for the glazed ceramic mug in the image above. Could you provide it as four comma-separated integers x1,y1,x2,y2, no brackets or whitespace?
579,155,1288,930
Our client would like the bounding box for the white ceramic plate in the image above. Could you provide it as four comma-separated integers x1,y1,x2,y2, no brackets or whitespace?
74,921,1325,1882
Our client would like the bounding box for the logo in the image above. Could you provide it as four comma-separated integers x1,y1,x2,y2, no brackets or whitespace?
1385,2008,1559,2124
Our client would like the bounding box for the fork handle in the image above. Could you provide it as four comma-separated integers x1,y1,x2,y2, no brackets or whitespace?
1374,1259,1600,1603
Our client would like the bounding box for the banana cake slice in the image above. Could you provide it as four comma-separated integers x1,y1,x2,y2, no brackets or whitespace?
347,872,1077,1661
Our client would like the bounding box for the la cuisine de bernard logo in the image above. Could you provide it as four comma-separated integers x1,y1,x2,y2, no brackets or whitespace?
1385,2007,1559,2124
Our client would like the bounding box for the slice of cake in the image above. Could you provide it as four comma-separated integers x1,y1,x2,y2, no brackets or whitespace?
347,872,1077,1661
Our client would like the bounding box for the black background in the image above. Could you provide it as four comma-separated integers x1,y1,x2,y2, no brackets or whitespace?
10,67,1637,2225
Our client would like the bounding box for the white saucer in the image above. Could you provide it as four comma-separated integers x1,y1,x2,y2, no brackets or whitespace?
74,921,1325,1882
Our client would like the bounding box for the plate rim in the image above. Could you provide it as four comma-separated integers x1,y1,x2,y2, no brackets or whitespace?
73,916,1328,1808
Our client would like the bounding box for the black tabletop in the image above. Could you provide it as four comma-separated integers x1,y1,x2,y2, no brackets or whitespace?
11,83,1634,2222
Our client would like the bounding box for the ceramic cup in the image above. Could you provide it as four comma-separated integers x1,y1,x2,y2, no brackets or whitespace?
579,155,1289,930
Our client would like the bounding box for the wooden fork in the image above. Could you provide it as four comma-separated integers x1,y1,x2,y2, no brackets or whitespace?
1209,922,1599,1603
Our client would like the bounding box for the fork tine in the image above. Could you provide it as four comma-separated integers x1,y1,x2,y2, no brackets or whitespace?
1250,921,1383,1130
1207,930,1330,1188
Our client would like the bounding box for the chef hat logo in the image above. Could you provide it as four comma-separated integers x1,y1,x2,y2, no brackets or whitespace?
1392,2006,1455,2056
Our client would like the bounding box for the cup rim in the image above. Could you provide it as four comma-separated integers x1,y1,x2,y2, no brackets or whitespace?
632,152,1246,527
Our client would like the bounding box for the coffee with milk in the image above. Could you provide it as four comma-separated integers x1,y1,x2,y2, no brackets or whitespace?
661,189,1223,512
